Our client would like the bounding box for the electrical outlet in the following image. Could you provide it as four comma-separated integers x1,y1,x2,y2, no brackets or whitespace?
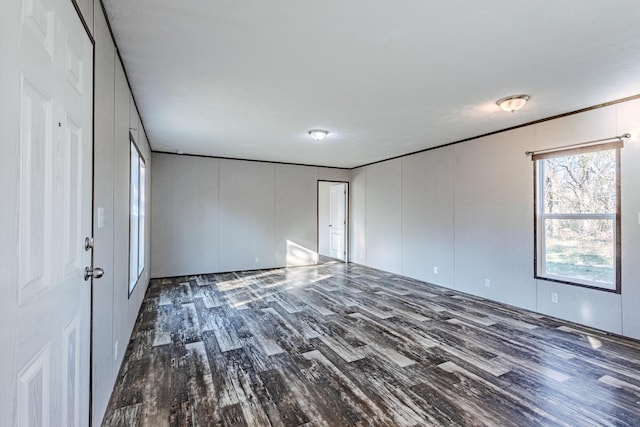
485,278,491,288
433,266,438,274
551,292,559,304
255,257,260,263
114,340,119,360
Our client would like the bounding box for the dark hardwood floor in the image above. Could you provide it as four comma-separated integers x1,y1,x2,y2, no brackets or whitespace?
102,261,640,426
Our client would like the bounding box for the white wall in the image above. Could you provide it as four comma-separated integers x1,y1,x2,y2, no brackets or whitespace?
366,159,403,274
151,153,349,277
351,168,367,265
619,102,640,338
402,149,455,288
454,127,536,310
276,165,320,267
351,98,640,339
90,2,153,424
150,154,220,276
91,7,115,422
219,160,277,271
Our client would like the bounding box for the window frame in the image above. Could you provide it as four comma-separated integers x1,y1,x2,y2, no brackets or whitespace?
533,144,621,294
128,134,146,296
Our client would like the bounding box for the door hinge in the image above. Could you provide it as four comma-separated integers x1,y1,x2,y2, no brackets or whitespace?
84,236,94,251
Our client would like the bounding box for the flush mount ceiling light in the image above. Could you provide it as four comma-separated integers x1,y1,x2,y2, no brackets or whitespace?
308,129,329,141
496,94,530,113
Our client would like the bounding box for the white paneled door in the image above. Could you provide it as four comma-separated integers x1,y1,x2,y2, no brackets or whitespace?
329,183,347,261
1,0,94,425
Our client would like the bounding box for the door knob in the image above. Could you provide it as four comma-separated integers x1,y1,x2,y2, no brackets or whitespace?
84,267,104,281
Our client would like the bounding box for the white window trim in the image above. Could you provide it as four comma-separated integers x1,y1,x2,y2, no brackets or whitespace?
129,136,145,295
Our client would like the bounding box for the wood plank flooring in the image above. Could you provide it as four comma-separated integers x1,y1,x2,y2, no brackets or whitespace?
102,261,640,426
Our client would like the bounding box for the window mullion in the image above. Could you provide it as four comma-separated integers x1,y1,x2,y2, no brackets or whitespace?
541,213,615,220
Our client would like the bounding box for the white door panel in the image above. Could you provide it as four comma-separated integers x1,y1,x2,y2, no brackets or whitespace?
3,0,93,425
329,183,347,261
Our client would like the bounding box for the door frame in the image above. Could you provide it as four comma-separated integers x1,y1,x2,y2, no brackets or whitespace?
68,1,97,425
317,180,349,263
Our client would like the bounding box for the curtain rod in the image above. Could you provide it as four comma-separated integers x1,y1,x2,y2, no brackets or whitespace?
525,133,631,156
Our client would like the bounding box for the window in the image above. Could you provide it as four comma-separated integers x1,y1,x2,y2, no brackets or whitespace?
129,138,145,294
534,143,620,292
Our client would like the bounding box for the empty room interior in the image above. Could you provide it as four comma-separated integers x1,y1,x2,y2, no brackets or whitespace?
3,0,640,426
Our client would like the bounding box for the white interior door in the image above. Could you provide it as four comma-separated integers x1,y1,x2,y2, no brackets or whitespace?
329,183,347,261
1,0,94,425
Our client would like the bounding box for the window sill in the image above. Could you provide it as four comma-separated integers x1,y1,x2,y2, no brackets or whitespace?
534,274,620,294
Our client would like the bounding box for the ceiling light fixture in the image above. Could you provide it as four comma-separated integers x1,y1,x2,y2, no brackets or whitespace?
308,129,329,141
496,94,530,113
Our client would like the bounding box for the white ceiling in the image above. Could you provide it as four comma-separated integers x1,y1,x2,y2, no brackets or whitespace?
102,1,640,168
